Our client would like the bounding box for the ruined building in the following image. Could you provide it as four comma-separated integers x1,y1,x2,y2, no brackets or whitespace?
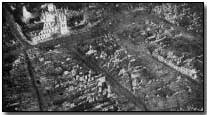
23,4,69,45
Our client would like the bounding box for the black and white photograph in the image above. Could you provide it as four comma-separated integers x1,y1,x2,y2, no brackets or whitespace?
2,2,204,111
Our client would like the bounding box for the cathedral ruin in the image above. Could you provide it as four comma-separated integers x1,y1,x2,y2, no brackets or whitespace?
22,4,70,45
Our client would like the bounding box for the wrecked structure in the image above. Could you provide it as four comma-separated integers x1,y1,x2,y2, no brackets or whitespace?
22,4,70,45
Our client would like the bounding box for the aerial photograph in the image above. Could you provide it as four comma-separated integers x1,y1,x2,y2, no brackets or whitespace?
2,3,204,111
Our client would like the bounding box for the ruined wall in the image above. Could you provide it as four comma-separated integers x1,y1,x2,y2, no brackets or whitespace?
152,52,198,80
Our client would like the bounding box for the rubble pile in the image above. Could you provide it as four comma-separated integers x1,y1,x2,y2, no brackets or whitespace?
27,46,141,111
